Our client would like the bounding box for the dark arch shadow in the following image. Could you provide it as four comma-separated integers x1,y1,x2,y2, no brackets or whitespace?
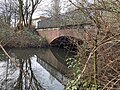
50,47,75,66
50,36,83,52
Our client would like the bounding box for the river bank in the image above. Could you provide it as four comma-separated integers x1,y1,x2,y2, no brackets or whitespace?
0,28,49,48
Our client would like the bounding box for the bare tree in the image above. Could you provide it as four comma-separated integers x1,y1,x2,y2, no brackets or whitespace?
17,0,42,30
65,0,120,90
51,0,61,19
0,0,19,26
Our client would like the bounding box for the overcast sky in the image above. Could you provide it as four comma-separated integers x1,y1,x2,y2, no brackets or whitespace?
0,0,93,18
32,0,93,18
33,0,51,18
33,0,70,18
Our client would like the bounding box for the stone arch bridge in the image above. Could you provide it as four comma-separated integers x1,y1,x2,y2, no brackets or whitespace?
36,28,85,45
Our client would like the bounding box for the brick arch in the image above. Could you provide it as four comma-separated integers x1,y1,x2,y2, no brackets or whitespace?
50,36,83,45
37,28,83,44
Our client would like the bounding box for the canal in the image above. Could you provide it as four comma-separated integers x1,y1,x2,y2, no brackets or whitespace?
0,47,74,90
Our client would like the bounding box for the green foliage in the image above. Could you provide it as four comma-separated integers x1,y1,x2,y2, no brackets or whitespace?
66,57,83,90
66,57,81,76
65,46,102,90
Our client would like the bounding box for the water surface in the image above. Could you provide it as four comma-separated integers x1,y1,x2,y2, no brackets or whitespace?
0,47,74,90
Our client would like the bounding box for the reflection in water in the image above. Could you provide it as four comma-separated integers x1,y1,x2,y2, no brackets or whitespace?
14,57,45,90
0,47,73,90
50,47,74,65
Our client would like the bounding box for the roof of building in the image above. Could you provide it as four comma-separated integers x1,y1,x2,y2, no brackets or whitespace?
37,9,92,29
32,16,48,21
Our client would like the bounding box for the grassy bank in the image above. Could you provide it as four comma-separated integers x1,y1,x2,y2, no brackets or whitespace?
0,28,49,48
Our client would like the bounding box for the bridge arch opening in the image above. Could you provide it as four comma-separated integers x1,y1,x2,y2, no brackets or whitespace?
50,36,83,52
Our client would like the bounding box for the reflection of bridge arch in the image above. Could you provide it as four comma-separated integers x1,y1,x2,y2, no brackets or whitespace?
37,58,68,85
35,48,73,85
36,28,83,44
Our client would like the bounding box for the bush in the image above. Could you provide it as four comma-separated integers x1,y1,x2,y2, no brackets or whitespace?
0,28,48,48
